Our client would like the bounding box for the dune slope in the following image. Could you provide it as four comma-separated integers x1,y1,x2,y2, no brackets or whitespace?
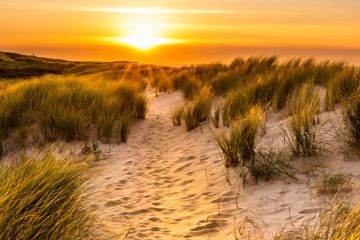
88,91,357,240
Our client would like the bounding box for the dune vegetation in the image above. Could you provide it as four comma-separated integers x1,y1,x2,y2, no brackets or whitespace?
2,52,360,239
0,154,97,240
162,56,360,185
0,73,148,154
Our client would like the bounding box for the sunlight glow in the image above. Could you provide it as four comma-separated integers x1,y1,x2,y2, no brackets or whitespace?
87,7,234,15
119,34,171,50
117,15,174,50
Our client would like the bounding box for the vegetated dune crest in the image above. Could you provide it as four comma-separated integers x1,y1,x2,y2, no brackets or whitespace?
87,88,360,240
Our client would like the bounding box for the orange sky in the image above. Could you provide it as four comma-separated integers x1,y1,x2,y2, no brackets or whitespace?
1,0,360,64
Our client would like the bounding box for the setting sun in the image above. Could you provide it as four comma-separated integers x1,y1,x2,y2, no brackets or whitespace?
119,32,171,50
117,13,173,50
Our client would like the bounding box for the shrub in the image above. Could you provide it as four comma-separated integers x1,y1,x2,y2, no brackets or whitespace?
0,154,96,240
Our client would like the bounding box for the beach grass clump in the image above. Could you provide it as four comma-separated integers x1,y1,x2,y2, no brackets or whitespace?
0,154,96,240
0,74,147,147
150,69,174,93
317,173,352,195
287,83,320,117
183,86,213,131
116,115,132,143
248,148,295,183
345,94,360,148
289,201,360,240
325,68,360,110
133,94,148,119
171,105,184,126
172,71,201,100
215,106,263,167
211,104,222,128
285,84,320,156
210,70,243,95
222,88,251,121
236,106,264,162
222,104,231,128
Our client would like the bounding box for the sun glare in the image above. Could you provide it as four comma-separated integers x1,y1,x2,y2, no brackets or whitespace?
118,15,172,50
120,33,170,50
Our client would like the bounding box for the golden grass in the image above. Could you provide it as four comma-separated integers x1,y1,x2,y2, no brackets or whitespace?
345,93,360,148
215,106,263,168
285,84,320,156
171,105,184,126
182,86,213,131
0,74,148,150
0,154,97,240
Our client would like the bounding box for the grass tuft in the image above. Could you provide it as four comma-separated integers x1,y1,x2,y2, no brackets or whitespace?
345,94,360,148
0,75,147,150
171,105,184,126
317,173,352,195
285,84,320,156
0,154,97,240
182,86,213,131
215,106,263,168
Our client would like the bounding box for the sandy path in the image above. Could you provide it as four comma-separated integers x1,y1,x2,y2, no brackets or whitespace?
88,92,242,239
88,91,354,239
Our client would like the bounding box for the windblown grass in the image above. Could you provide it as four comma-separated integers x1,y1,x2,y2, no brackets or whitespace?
0,154,97,240
285,84,320,156
211,103,222,128
0,74,148,149
215,106,263,168
345,94,360,148
325,68,360,110
317,173,352,195
182,86,213,131
171,105,184,126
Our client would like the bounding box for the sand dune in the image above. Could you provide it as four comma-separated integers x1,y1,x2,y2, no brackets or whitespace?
87,91,360,239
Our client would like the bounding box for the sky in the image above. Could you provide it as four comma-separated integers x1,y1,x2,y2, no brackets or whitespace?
1,0,360,64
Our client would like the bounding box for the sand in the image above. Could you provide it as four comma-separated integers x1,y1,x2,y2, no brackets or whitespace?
87,91,360,239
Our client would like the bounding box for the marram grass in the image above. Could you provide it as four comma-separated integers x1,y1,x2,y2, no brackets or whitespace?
0,154,97,240
0,74,148,148
215,106,263,168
